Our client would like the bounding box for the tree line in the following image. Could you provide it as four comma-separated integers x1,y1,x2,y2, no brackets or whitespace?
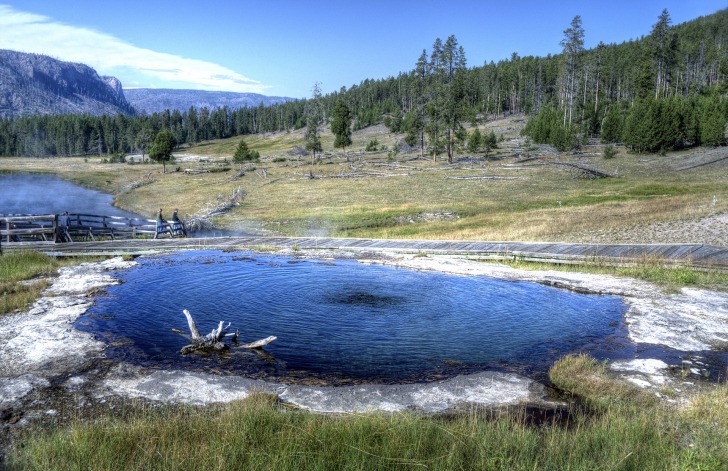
0,8,726,159
522,10,728,153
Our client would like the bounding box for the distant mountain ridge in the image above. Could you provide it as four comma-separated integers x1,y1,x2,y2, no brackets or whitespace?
124,89,294,114
0,49,135,118
0,50,293,118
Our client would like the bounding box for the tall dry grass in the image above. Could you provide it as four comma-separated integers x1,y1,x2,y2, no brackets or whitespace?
10,356,728,470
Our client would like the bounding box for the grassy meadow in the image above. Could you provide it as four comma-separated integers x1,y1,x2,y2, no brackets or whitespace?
1,116,726,244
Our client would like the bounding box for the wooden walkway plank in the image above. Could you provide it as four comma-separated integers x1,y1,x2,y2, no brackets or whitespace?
4,236,727,271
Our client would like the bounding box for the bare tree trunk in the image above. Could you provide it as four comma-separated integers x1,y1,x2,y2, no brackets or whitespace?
594,72,600,115
179,309,276,354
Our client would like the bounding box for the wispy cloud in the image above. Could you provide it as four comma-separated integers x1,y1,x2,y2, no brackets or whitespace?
0,5,266,93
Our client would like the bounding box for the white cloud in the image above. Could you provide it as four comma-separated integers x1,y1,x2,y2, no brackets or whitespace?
0,5,266,93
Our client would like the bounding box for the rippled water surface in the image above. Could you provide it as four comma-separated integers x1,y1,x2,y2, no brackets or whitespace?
77,251,632,383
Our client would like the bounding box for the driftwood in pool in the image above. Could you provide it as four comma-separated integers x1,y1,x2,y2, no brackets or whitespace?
176,309,277,354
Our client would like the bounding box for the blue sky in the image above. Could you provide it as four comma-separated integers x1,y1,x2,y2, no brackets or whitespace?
1,1,725,99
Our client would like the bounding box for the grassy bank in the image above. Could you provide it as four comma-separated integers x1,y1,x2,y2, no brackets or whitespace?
0,251,60,315
503,257,728,292
0,251,102,315
8,355,727,470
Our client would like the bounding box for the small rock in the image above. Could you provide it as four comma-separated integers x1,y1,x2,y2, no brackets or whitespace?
2,409,23,424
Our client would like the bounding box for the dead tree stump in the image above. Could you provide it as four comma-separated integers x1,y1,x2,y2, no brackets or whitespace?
178,309,277,354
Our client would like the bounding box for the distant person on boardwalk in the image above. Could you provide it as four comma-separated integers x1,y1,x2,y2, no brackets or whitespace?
171,208,186,237
155,208,168,238
56,211,70,242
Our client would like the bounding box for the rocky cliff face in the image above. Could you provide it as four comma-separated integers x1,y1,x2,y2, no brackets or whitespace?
102,76,124,98
0,49,135,117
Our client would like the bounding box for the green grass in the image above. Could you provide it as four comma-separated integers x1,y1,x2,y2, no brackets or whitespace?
0,251,59,315
549,354,659,411
548,355,728,468
503,257,728,292
0,251,105,315
618,263,702,288
624,182,718,197
0,250,60,282
9,356,728,470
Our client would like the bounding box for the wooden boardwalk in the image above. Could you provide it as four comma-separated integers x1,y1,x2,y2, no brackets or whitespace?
5,236,728,270
1,213,186,244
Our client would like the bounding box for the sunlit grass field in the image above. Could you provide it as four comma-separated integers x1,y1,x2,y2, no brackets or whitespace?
2,116,726,244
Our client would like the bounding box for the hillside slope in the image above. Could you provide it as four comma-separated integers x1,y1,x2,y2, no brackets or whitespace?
0,49,135,118
125,89,294,114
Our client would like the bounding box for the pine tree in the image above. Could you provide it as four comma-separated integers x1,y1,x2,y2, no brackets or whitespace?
233,137,259,168
485,130,498,150
650,9,678,99
467,128,482,153
410,50,430,158
560,16,585,128
426,35,468,163
331,99,352,152
699,96,727,146
659,97,683,150
149,129,176,172
426,38,445,160
601,104,624,143
135,127,152,163
305,83,323,165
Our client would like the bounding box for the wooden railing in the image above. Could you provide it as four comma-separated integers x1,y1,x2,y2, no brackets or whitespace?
0,215,57,243
0,213,187,244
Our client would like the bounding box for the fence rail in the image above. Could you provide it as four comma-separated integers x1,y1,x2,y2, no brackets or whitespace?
0,213,186,245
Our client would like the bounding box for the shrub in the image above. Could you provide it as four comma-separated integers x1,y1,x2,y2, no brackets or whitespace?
603,144,618,159
107,152,126,163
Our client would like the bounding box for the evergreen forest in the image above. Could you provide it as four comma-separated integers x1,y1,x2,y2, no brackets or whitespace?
0,8,726,158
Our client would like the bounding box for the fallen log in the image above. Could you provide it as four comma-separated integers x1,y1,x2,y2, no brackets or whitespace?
239,336,277,349
294,171,409,179
542,160,613,179
178,309,276,354
186,187,246,231
676,155,728,171
446,175,521,181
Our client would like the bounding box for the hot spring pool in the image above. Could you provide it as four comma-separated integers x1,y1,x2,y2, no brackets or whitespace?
76,251,633,383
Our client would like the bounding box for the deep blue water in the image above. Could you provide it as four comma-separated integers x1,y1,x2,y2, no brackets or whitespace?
76,251,635,383
0,173,144,218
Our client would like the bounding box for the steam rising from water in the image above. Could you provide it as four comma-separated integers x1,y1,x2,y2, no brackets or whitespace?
0,173,143,218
